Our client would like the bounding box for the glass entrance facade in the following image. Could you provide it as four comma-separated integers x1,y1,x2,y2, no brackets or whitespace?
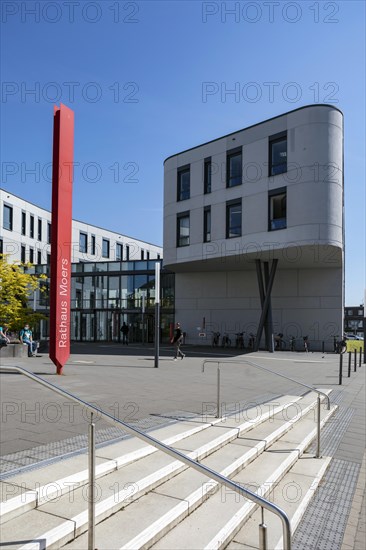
29,260,175,343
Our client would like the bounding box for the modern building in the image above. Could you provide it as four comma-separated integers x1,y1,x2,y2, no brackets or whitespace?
1,189,170,343
163,104,344,350
344,305,364,337
0,189,162,264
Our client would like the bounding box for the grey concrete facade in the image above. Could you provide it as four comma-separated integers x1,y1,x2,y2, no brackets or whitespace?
163,105,344,349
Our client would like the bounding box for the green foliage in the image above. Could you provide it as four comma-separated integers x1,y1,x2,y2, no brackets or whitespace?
0,255,47,331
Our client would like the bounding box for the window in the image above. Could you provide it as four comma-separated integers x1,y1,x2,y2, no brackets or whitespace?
0,239,3,254
29,247,34,264
177,212,190,247
3,204,13,230
47,223,52,244
146,251,150,260
37,218,42,241
269,132,287,176
21,245,26,263
177,166,190,201
79,232,88,253
269,188,287,230
226,148,242,187
37,250,42,265
126,245,130,260
141,249,145,260
21,212,26,235
358,309,363,316
204,158,212,194
226,200,242,238
30,215,34,238
91,235,96,255
102,238,110,258
204,206,211,243
47,253,51,264
116,243,123,261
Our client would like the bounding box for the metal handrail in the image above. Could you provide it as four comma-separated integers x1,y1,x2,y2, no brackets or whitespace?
0,365,292,550
202,358,331,458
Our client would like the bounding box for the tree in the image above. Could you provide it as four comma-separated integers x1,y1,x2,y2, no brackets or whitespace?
0,255,47,331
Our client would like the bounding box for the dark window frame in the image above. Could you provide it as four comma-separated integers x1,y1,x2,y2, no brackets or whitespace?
226,147,242,188
47,222,52,244
37,250,42,265
102,238,110,258
269,187,287,231
37,218,42,241
177,165,190,202
226,199,242,238
79,232,88,253
29,247,34,264
269,131,287,177
203,206,211,243
21,211,26,236
3,204,13,231
30,215,34,239
91,235,96,255
21,245,26,263
204,158,212,194
116,242,123,261
177,211,190,247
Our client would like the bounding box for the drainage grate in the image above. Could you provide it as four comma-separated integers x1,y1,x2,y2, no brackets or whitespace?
293,458,360,550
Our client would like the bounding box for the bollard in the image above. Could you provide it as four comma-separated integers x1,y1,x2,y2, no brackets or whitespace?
348,351,352,377
359,348,362,368
339,353,343,385
322,341,325,354
354,349,357,372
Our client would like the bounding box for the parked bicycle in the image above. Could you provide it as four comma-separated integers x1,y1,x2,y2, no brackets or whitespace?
248,332,256,350
222,333,231,348
235,332,245,349
274,333,285,350
212,331,220,347
335,337,347,354
303,336,309,353
289,335,296,352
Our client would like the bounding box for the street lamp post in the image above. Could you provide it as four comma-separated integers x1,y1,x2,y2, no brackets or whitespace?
154,263,160,368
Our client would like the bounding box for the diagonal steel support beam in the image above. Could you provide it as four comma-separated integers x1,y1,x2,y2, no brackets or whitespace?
255,259,278,351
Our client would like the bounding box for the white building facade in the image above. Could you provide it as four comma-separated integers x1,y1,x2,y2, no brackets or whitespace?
0,189,162,264
163,105,344,350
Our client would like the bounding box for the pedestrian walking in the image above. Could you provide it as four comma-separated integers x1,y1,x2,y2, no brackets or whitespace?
120,322,129,345
171,322,185,360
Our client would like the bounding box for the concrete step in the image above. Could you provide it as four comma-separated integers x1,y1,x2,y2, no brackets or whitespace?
0,395,298,524
60,392,334,550
0,392,333,550
226,453,332,549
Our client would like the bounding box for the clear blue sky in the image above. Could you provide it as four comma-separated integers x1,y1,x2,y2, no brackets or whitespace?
1,0,365,305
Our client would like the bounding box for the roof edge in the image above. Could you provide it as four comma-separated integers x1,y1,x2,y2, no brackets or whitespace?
163,104,343,164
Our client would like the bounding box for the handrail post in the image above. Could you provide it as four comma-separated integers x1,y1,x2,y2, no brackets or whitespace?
338,353,343,385
348,351,351,377
216,367,221,418
316,396,321,458
259,507,268,550
88,413,96,550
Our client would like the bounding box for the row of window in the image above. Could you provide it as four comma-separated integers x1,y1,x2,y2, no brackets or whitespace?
177,132,287,201
19,244,50,265
79,231,160,261
3,204,51,243
177,188,287,247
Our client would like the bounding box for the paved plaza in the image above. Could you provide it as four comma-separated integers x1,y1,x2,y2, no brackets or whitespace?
0,344,365,548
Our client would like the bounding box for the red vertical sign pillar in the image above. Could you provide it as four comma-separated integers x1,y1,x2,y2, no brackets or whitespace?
49,104,74,374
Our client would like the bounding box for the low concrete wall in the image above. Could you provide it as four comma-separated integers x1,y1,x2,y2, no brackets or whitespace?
0,343,29,358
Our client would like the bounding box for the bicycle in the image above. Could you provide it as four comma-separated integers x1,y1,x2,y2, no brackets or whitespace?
303,336,309,353
335,338,347,354
289,336,296,352
274,333,286,351
222,333,231,348
235,332,245,349
212,332,220,347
